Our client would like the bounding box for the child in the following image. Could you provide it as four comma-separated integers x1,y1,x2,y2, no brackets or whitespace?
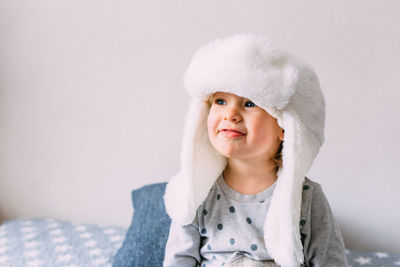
163,33,349,267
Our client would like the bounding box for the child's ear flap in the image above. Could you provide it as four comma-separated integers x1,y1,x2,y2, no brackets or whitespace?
165,98,227,225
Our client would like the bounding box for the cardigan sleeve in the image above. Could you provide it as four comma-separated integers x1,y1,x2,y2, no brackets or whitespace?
163,215,201,267
302,183,349,267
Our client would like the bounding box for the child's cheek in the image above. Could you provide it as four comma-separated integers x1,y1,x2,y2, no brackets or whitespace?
206,113,218,141
206,115,214,135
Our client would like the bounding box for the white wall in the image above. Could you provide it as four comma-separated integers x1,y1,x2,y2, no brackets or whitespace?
1,0,399,254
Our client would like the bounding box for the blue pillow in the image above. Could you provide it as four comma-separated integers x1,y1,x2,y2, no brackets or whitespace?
112,182,171,267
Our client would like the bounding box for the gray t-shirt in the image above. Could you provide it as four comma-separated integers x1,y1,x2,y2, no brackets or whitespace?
163,175,349,267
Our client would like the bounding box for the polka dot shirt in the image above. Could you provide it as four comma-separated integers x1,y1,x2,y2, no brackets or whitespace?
195,174,277,266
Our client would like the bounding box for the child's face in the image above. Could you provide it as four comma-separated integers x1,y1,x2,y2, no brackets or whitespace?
207,92,284,162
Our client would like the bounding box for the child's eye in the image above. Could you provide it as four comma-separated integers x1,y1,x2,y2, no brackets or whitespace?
244,100,256,107
214,98,226,105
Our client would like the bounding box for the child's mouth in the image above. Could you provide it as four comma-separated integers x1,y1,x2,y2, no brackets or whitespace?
219,130,246,138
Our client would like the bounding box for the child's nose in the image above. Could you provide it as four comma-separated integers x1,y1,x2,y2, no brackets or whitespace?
224,107,242,122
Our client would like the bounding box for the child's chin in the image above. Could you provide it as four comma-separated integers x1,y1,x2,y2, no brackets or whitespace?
215,149,242,159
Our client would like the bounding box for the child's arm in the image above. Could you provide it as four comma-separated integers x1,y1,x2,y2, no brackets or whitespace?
302,183,350,267
163,218,201,267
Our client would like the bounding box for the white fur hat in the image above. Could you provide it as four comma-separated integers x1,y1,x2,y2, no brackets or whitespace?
163,33,325,267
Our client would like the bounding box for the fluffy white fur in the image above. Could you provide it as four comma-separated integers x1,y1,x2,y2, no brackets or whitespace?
163,33,325,267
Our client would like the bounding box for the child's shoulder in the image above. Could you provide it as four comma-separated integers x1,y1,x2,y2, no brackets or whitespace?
300,176,332,232
303,176,323,193
304,175,320,184
303,176,333,208
302,176,327,209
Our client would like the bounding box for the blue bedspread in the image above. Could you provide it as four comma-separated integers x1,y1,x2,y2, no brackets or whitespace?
0,218,126,267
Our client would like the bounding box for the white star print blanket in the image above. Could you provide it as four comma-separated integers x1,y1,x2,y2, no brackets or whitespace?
0,218,126,267
345,249,400,267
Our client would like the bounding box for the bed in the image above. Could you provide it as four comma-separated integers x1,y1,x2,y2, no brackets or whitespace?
1,182,399,267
